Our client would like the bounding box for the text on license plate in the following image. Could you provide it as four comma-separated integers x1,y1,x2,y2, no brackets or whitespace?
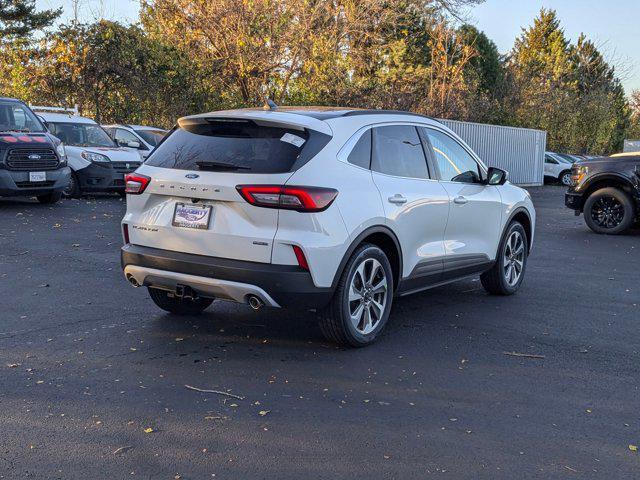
29,172,46,182
172,203,212,230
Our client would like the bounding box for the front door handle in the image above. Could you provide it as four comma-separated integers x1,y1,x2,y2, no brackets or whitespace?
388,194,407,205
453,196,468,205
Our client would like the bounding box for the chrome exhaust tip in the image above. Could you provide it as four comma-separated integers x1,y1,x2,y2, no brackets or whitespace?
247,295,264,310
126,274,140,287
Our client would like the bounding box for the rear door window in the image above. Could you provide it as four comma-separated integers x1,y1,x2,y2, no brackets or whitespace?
371,125,429,179
145,119,312,173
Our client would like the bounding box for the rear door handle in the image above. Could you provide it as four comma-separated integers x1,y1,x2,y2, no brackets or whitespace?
388,194,407,205
453,196,468,205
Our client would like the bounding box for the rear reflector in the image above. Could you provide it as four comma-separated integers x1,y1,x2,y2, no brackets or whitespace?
124,173,151,195
236,185,338,212
122,223,130,244
292,245,309,270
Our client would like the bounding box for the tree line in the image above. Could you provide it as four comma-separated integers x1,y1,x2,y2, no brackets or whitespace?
1,0,639,154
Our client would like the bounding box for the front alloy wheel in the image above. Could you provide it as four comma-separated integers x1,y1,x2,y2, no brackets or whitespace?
481,221,528,295
583,187,635,235
319,244,394,347
560,171,573,186
503,230,525,287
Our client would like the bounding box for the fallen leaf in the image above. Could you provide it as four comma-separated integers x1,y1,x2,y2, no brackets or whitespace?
144,427,154,434
258,410,270,416
630,445,638,452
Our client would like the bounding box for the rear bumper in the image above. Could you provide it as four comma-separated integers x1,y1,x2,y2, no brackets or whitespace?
0,167,71,197
120,244,333,309
76,162,139,192
565,191,584,211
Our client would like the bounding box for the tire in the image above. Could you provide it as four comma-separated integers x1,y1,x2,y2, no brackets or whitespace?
63,172,81,198
559,170,572,186
36,191,62,205
481,221,528,295
319,244,394,347
583,187,635,235
148,287,213,315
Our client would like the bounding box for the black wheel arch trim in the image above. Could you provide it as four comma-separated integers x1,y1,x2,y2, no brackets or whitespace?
330,225,403,292
581,172,638,193
502,206,533,254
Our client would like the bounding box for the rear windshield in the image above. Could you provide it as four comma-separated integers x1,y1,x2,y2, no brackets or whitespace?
145,119,311,173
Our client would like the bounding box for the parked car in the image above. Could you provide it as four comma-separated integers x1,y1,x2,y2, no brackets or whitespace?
0,98,70,204
544,151,574,186
35,109,142,197
565,153,640,234
103,124,168,160
120,107,536,347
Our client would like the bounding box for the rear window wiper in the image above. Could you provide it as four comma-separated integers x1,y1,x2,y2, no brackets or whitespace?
196,161,251,171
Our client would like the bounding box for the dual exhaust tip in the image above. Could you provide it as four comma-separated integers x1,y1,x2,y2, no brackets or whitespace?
126,273,264,310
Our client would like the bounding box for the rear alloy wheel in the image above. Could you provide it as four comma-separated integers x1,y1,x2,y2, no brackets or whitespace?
148,287,213,315
481,221,528,295
560,171,573,186
584,187,634,235
319,244,393,347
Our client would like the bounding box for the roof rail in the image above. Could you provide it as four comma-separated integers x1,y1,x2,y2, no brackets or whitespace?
30,105,79,115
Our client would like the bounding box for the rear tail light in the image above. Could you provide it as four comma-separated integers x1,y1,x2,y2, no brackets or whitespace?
122,223,130,244
124,173,151,194
236,185,338,212
292,245,309,270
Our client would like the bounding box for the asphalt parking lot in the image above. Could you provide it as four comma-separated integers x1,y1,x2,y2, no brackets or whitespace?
0,186,638,479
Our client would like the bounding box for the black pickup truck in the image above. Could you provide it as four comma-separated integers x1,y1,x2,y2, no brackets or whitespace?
565,153,640,234
0,97,71,204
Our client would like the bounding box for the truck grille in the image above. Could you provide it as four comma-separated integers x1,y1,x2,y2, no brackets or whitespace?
6,148,59,171
111,161,140,174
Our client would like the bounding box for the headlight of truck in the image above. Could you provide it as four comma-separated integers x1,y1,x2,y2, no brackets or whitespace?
56,142,66,159
572,165,588,185
81,151,110,163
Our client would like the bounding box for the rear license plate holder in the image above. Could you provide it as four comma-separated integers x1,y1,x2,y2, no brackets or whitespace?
172,203,213,230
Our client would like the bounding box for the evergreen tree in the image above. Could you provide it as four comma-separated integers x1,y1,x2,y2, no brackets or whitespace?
508,8,578,151
0,0,60,39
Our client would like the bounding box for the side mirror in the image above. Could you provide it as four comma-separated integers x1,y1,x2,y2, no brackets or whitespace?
486,167,508,186
127,141,141,149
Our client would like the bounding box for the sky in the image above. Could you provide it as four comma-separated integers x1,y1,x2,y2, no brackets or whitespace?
37,0,640,95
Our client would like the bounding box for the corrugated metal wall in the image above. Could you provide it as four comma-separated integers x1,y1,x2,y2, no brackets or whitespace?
439,119,546,186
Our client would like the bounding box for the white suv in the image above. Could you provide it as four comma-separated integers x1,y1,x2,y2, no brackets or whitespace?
121,107,535,347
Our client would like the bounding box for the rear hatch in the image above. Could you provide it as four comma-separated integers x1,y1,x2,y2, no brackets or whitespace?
125,115,331,263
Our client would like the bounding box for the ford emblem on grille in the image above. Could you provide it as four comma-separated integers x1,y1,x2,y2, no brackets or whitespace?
28,154,41,160
185,173,199,179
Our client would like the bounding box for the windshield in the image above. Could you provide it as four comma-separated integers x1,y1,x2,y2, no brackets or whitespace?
48,122,115,147
0,101,46,133
134,129,166,147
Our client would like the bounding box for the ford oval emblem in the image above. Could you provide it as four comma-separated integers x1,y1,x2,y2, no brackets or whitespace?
28,154,41,160
185,173,199,179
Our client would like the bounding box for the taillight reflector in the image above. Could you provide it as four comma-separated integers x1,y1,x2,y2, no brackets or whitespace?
124,173,151,195
122,223,130,244
236,185,338,212
292,245,309,270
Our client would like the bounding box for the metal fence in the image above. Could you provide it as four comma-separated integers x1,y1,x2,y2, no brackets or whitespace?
439,119,546,186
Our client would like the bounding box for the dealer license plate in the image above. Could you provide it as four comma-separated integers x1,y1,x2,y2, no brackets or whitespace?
172,203,212,230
